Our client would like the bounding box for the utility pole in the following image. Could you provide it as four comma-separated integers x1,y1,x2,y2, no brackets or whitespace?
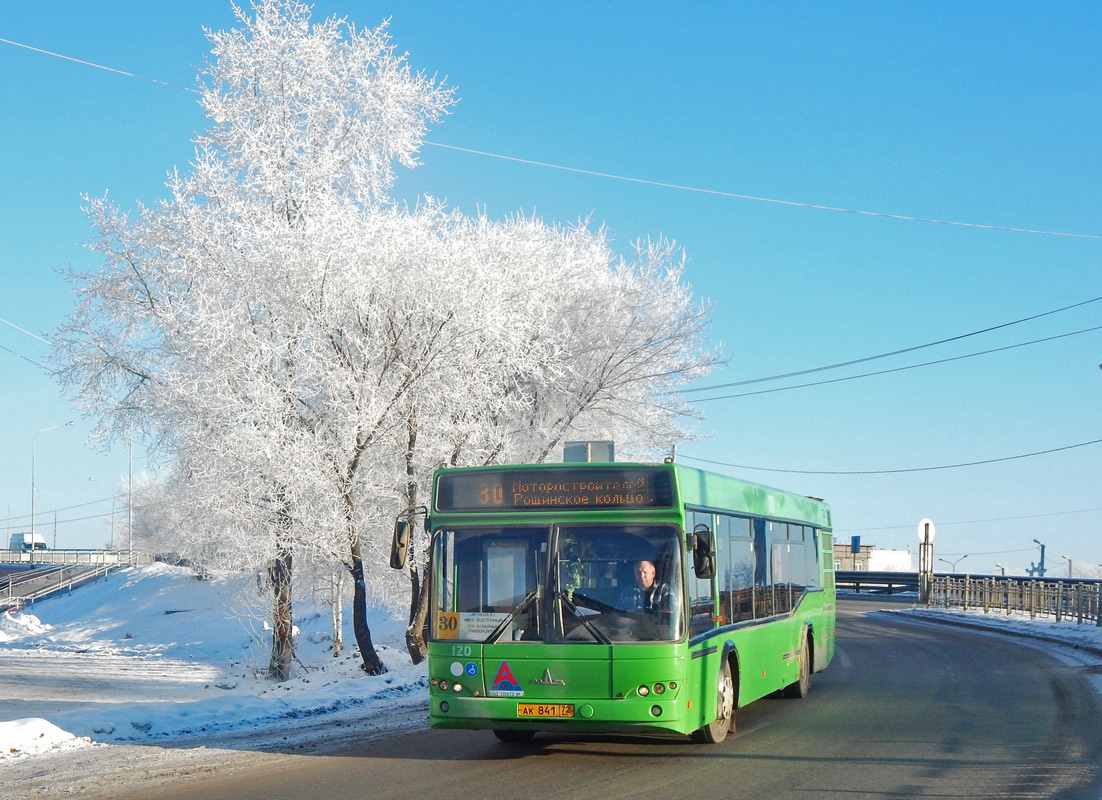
1029,539,1047,578
917,518,935,603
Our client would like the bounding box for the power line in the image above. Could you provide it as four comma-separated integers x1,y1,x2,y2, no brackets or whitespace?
841,507,1102,533
1,35,1100,241
0,315,51,344
694,324,1102,402
425,142,1102,240
5,497,115,525
937,548,1038,557
0,343,46,369
679,437,1102,475
686,295,1102,394
0,37,200,93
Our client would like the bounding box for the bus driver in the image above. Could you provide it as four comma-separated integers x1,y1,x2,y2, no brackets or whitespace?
621,559,670,613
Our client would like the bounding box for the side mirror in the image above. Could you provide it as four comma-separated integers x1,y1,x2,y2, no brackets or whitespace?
390,519,411,569
692,524,715,579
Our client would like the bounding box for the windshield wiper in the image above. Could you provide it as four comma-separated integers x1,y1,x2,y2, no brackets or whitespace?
557,592,612,644
484,590,539,644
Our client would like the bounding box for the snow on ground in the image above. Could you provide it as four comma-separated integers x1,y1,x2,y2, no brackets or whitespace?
3,570,1102,798
0,563,426,767
898,602,1102,656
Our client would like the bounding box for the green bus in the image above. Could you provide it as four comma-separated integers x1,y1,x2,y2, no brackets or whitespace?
391,461,835,743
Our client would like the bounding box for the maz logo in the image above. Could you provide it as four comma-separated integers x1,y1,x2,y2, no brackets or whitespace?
530,668,566,686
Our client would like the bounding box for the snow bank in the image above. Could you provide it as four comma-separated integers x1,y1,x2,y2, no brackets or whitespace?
0,609,53,641
0,717,94,758
0,563,425,762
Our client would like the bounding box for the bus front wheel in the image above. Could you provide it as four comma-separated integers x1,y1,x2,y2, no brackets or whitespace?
692,660,735,743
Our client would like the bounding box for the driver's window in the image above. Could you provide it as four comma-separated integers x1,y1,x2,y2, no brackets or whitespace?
687,511,716,636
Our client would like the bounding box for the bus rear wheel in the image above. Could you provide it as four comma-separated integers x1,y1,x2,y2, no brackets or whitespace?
692,660,735,743
493,729,536,744
782,635,811,699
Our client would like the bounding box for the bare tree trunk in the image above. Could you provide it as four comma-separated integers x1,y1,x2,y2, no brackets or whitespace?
350,544,387,675
267,540,294,681
405,575,429,664
402,406,428,663
330,570,344,658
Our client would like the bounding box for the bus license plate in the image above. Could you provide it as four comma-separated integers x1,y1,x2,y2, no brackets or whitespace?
517,703,574,719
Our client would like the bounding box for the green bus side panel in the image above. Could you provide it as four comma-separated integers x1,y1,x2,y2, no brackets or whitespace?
690,586,835,716
674,464,832,528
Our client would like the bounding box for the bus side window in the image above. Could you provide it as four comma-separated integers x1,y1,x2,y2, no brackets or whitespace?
805,529,821,589
719,515,755,623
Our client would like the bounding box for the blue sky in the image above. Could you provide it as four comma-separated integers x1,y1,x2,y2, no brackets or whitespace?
1,1,1099,574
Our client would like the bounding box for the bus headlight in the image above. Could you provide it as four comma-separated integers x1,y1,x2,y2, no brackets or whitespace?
638,685,650,697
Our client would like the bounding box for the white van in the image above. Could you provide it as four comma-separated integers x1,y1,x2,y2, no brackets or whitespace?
9,533,48,552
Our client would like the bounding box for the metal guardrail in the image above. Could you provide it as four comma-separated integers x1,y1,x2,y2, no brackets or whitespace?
930,575,1102,626
0,563,118,612
0,549,154,612
836,570,919,594
0,549,151,567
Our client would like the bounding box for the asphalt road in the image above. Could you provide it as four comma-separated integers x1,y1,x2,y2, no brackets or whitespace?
116,596,1102,800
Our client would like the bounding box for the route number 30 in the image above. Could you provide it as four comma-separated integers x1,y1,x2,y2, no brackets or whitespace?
436,612,459,639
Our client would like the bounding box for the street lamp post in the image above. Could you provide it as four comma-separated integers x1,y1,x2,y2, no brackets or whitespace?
1060,555,1073,579
994,563,1006,576
939,555,969,573
31,422,74,548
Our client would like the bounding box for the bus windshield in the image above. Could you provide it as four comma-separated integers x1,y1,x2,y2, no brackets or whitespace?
431,525,684,644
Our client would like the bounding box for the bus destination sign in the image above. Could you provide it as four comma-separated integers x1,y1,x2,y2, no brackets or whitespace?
435,467,674,512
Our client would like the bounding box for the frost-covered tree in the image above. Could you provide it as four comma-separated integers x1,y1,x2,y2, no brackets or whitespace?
54,0,719,678
54,0,454,678
391,216,720,660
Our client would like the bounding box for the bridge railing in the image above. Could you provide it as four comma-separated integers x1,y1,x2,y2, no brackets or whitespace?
930,575,1102,626
0,563,116,612
0,549,152,566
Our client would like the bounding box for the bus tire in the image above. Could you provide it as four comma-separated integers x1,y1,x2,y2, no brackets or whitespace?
493,729,536,744
692,660,735,743
782,634,811,699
